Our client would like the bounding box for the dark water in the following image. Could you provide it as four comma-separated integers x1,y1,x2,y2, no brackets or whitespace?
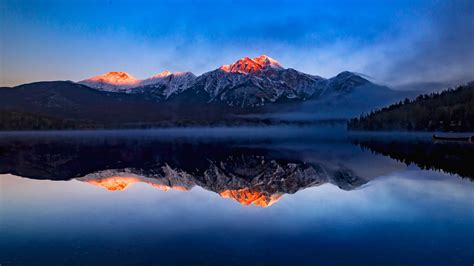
0,126,473,266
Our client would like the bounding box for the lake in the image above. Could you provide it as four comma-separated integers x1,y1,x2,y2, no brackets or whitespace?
0,126,473,265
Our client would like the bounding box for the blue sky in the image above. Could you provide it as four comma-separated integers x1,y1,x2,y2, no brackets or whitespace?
1,0,473,88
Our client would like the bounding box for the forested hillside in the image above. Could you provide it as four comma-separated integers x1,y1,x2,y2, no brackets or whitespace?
0,109,87,130
347,82,474,131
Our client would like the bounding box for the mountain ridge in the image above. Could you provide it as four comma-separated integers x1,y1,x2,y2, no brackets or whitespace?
0,55,415,129
75,55,391,107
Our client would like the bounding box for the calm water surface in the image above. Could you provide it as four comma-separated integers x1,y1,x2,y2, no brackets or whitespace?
0,126,473,265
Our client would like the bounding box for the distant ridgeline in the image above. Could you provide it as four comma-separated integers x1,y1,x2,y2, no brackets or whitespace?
348,82,474,132
0,55,410,130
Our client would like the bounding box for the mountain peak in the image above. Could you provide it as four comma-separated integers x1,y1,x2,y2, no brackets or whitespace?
174,71,195,77
336,71,357,78
152,70,173,78
333,71,371,85
79,70,197,95
253,55,282,69
84,71,139,85
220,55,283,74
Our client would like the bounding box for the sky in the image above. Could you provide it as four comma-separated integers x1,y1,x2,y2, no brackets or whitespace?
1,0,473,89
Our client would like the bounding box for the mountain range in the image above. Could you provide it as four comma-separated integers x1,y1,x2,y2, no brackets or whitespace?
78,55,388,107
0,55,415,128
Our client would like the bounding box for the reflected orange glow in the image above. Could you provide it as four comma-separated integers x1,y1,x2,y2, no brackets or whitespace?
219,188,283,207
83,176,282,207
149,183,190,192
85,176,141,191
84,176,190,192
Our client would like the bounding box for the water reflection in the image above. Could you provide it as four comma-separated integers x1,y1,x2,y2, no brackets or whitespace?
0,129,472,208
0,134,373,207
350,134,474,180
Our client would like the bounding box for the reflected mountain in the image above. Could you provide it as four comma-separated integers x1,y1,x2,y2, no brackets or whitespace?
75,153,365,207
79,175,192,192
351,136,474,180
0,134,373,207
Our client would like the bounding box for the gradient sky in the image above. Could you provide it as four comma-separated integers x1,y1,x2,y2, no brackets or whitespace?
1,0,473,89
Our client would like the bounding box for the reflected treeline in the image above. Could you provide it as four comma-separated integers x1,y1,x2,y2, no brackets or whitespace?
0,136,368,207
351,137,474,180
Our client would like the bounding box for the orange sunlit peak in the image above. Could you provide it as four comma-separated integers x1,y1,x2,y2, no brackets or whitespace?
219,188,283,207
220,55,283,74
86,71,140,85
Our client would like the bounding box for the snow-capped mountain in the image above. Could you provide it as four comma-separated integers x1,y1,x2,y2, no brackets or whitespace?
194,55,326,107
134,71,196,99
219,55,283,73
78,70,196,98
140,70,174,86
78,71,141,92
74,55,391,108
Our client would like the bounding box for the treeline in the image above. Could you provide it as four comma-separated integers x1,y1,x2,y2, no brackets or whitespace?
348,82,474,131
0,108,341,131
0,109,91,130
